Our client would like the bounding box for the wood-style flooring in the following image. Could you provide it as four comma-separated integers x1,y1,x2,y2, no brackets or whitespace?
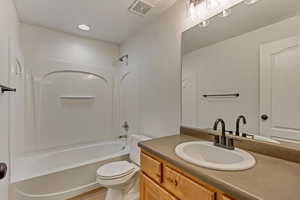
67,188,107,200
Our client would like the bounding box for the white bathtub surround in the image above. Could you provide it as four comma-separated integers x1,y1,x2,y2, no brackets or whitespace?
97,135,151,200
18,24,120,154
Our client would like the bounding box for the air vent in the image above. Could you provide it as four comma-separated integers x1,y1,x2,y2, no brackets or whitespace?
129,0,154,16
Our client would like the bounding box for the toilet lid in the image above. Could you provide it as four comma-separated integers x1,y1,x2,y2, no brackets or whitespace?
97,161,136,179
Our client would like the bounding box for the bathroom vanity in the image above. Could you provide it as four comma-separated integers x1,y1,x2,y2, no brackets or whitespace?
139,128,300,200
140,150,235,200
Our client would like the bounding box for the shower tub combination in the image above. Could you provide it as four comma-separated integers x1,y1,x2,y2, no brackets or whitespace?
10,62,133,200
11,140,128,200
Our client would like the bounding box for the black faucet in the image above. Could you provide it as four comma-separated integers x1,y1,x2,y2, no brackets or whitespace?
213,119,226,146
212,119,235,150
235,115,246,136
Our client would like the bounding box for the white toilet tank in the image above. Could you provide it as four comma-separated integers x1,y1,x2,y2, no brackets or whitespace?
129,135,151,166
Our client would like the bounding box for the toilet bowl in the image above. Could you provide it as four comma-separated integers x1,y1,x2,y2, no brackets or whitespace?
96,135,150,200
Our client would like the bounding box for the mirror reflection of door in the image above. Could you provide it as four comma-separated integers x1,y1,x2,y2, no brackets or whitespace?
260,36,300,142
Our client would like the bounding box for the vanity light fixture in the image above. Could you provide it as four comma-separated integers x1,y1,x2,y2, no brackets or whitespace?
244,0,260,5
78,24,91,31
188,0,260,27
187,0,225,21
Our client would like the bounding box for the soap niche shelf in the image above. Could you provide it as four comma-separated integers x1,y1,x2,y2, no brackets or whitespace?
60,96,96,100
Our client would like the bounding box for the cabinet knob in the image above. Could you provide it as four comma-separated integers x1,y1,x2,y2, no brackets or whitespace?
261,114,269,120
0,163,7,180
166,177,178,186
174,179,178,186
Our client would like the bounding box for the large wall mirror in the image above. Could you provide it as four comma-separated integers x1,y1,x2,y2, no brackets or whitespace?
181,0,300,147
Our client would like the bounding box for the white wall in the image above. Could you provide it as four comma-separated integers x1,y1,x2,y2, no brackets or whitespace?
19,24,120,153
0,0,22,198
21,24,119,73
0,0,20,41
182,14,300,135
120,1,186,138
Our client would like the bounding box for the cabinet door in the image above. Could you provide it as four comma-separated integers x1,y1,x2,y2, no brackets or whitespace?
163,166,215,200
141,173,177,200
141,153,162,183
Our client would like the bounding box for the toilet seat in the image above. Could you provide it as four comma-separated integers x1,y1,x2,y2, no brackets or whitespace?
97,161,137,180
97,161,140,188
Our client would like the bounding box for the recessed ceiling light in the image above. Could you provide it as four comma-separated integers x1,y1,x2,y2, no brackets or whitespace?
78,24,91,31
244,0,260,5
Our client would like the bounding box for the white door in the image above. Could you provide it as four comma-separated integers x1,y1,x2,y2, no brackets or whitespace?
260,35,300,142
0,37,10,199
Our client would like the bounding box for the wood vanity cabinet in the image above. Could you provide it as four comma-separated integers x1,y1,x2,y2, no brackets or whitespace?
140,173,177,200
140,151,236,200
141,153,163,183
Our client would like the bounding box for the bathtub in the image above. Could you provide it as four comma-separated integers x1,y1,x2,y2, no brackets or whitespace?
11,140,129,200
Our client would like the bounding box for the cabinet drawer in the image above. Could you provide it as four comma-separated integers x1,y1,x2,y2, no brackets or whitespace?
141,152,162,183
141,173,177,200
163,166,215,200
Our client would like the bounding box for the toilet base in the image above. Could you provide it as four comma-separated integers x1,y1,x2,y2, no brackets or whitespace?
105,189,123,200
104,174,139,200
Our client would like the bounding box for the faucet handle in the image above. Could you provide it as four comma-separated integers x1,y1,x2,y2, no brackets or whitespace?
227,138,235,150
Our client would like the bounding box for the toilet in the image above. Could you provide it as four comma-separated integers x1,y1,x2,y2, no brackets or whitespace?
97,135,150,200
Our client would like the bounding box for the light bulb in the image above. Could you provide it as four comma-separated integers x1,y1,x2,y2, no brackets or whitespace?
199,20,210,28
220,9,231,17
190,2,196,21
206,0,220,9
244,0,260,5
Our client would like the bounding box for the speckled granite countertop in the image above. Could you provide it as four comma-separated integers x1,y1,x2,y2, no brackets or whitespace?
139,135,300,200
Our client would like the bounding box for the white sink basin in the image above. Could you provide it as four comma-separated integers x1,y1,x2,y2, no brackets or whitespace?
175,141,256,171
